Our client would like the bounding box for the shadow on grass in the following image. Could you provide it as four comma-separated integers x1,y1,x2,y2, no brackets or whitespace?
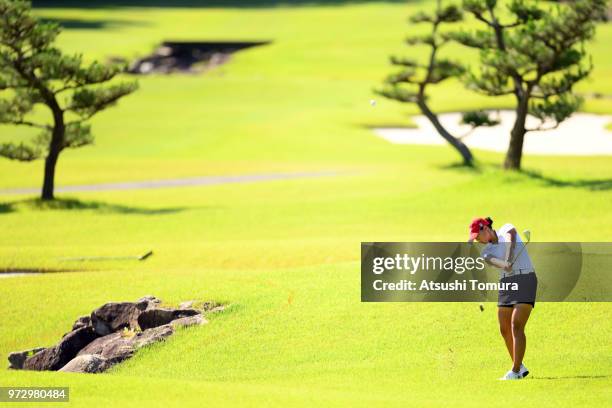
437,161,483,173
33,0,413,9
520,169,612,191
438,162,612,191
40,17,148,30
0,198,188,215
529,375,611,380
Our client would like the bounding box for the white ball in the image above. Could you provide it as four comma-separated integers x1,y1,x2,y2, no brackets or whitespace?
370,99,377,106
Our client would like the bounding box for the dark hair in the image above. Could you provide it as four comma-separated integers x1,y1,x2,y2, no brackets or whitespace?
485,217,493,228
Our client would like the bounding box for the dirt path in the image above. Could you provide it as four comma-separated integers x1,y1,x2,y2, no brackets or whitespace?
0,171,339,195
0,273,37,278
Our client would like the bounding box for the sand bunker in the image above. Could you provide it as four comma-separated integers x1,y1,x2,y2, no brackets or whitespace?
373,111,612,156
128,41,270,74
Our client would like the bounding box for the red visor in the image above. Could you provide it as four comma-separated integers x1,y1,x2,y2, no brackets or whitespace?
469,217,490,240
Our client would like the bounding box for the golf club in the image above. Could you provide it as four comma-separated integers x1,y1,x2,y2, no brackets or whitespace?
510,230,531,266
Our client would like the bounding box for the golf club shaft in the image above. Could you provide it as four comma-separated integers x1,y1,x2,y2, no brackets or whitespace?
511,241,530,265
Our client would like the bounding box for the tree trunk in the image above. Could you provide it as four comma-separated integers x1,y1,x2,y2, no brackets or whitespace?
504,96,529,170
41,147,60,200
416,98,474,166
41,113,65,201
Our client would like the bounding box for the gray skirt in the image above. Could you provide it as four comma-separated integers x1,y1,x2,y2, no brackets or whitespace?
498,273,538,307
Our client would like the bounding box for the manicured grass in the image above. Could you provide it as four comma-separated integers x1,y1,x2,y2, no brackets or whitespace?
1,1,611,186
0,1,610,406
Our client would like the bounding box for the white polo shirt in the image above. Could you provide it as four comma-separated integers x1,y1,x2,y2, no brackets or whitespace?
481,223,534,276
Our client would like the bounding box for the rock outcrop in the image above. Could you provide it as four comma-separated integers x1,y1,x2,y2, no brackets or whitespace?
8,347,45,369
24,327,98,371
59,354,108,373
137,308,199,330
9,296,217,373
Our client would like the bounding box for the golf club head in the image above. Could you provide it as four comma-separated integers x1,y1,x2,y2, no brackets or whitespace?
523,230,531,242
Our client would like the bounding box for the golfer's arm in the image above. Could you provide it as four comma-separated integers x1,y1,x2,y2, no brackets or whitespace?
484,255,510,270
504,228,517,263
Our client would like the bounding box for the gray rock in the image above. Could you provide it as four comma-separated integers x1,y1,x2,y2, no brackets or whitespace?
77,332,134,364
170,314,207,329
59,354,108,373
180,301,224,313
132,324,174,349
136,295,162,310
178,300,194,310
72,315,91,331
23,327,98,371
10,296,214,373
8,347,45,369
137,308,199,330
77,325,174,367
90,302,146,335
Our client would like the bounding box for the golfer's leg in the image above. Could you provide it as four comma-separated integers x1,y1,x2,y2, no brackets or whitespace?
511,304,533,372
497,307,513,360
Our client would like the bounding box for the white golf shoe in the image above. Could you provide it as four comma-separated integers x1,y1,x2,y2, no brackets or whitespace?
499,369,522,380
519,363,529,378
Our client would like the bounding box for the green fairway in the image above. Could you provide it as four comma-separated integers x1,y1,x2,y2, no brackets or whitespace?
0,1,611,406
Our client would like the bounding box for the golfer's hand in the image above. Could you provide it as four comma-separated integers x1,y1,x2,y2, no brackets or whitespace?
503,262,513,273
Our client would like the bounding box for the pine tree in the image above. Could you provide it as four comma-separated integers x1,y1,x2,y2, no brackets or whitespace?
377,0,476,166
447,0,606,169
0,0,138,199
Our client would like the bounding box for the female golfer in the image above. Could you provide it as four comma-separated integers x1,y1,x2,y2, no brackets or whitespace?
469,217,537,380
